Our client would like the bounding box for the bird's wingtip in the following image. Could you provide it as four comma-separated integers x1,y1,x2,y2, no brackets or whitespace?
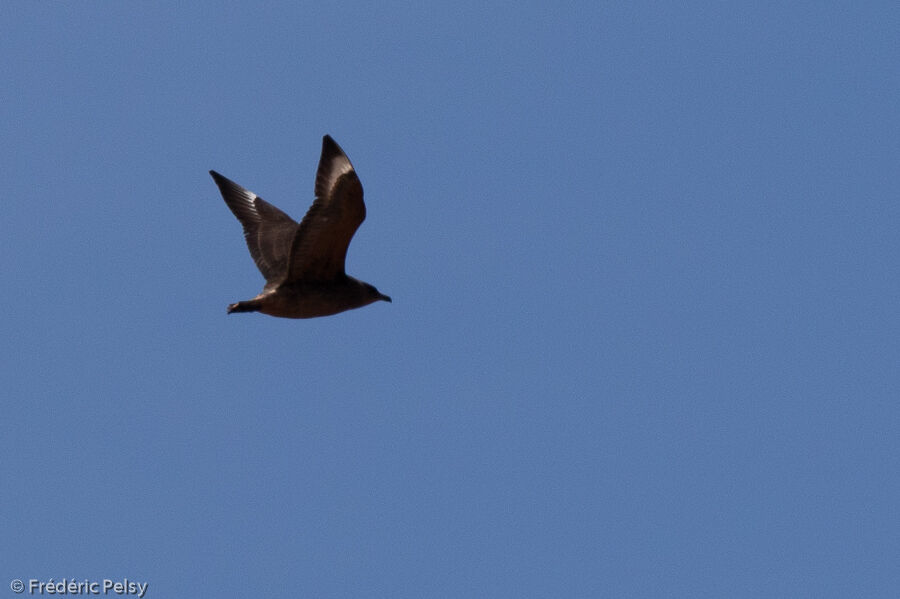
321,134,344,155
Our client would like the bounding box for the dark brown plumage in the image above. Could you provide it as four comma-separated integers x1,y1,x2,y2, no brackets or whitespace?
210,135,391,318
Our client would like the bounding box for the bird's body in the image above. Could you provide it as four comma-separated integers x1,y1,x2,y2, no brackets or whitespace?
210,135,390,319
227,276,387,319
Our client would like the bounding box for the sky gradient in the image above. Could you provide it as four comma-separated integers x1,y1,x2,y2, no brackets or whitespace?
2,2,899,598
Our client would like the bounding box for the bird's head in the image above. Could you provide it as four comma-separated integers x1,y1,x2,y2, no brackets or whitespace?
364,282,392,304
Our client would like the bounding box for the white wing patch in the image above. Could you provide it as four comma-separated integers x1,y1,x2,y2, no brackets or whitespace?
332,155,354,177
320,156,355,199
239,189,261,219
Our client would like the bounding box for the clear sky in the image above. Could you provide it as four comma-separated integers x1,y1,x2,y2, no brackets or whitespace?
2,2,898,598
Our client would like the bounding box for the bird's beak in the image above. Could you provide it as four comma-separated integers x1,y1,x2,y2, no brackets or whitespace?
381,294,392,303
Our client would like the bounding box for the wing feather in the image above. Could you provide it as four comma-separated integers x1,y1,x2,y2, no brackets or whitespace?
285,136,366,282
209,170,298,287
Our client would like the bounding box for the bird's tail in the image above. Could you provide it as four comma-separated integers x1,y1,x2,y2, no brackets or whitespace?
227,300,262,314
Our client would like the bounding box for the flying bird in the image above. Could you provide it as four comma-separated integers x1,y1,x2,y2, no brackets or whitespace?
210,135,391,318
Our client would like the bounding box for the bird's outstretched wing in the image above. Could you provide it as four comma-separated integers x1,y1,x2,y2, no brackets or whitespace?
285,135,366,282
210,170,299,289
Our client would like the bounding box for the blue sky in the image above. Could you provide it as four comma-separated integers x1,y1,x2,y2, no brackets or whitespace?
2,2,898,597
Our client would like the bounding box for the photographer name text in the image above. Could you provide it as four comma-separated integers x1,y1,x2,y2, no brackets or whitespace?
13,579,147,598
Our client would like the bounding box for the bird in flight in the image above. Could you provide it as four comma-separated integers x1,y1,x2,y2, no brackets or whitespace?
210,135,391,318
